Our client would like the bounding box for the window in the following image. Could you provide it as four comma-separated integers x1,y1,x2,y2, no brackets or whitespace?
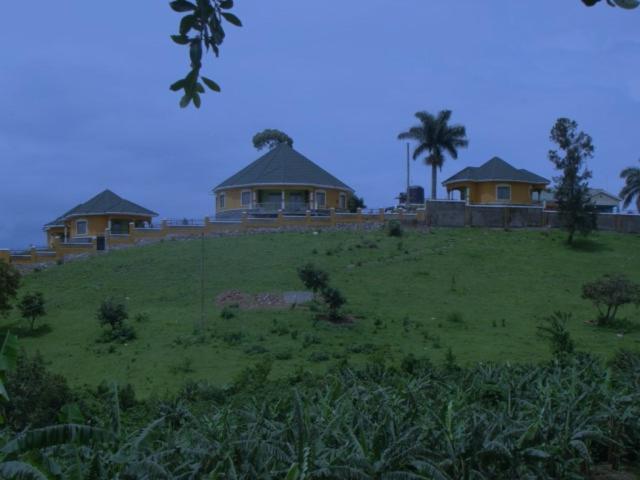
218,193,226,209
76,220,88,235
496,185,511,201
339,193,347,209
241,190,251,207
315,191,326,208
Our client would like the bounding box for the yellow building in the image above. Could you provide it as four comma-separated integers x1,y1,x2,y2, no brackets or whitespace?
213,144,354,217
44,190,157,250
443,157,549,205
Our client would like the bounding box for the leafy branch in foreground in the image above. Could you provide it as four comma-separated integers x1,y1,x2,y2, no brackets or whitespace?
169,0,242,108
581,0,639,8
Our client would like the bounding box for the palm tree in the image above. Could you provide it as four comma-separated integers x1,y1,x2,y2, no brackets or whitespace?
398,110,469,200
620,160,640,211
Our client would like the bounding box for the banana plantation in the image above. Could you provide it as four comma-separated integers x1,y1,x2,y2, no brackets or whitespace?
1,351,639,479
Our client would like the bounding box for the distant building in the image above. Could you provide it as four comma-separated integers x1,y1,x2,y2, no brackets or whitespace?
442,157,549,205
541,188,621,213
44,190,157,250
213,143,354,217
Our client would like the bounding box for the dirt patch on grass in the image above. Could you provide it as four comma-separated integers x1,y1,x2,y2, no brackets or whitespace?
215,290,286,309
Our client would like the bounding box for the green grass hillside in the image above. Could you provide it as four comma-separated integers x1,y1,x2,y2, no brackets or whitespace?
4,228,640,396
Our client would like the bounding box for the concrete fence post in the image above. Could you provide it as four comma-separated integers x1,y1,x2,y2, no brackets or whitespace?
161,219,168,231
330,208,336,226
416,208,426,224
30,246,37,264
0,249,9,264
277,209,284,226
356,207,363,224
379,208,385,223
464,205,471,227
305,210,311,227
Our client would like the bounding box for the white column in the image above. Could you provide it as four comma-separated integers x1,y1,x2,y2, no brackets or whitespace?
281,190,285,210
252,190,257,209
310,190,315,210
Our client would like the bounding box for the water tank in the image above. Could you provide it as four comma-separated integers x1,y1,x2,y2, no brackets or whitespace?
408,185,424,204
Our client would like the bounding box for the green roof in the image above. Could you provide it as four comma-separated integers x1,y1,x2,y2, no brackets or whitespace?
443,157,549,186
44,190,157,228
214,144,353,192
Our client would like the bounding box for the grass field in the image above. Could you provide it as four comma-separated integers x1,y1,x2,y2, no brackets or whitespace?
3,228,640,396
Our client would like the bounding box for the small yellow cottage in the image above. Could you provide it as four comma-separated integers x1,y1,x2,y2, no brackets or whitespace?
443,157,549,205
213,144,354,217
44,190,157,250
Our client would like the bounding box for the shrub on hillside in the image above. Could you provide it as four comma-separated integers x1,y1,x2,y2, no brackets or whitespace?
581,274,640,325
97,299,136,343
297,263,329,293
0,262,21,317
18,292,46,331
322,287,346,321
386,220,404,237
5,351,73,430
537,312,575,357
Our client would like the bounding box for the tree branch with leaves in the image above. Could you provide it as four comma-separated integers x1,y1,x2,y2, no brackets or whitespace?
169,0,242,108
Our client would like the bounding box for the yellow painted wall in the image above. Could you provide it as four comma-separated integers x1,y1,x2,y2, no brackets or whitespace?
447,181,545,205
46,215,153,244
215,186,351,213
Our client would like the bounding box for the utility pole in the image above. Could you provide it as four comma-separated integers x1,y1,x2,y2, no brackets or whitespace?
406,143,411,205
198,233,205,334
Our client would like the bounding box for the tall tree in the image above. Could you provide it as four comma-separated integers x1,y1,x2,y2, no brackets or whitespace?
0,263,20,318
620,160,640,211
548,118,598,245
398,110,469,200
252,129,294,151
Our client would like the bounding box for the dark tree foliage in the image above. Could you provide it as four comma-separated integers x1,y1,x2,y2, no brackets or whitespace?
620,159,640,211
252,129,294,151
5,352,72,430
548,118,598,245
169,0,242,108
321,287,346,321
537,312,575,357
0,262,20,318
297,263,329,293
168,1,636,108
97,299,128,331
582,0,639,7
348,195,366,213
18,292,46,331
582,274,640,325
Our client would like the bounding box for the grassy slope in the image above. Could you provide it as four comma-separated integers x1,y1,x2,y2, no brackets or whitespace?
4,228,640,396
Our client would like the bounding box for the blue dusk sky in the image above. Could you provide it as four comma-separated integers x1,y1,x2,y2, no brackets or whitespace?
1,1,639,247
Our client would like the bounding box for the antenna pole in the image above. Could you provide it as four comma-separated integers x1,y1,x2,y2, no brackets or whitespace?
406,143,410,204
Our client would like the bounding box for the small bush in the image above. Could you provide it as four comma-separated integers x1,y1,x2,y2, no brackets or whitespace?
308,351,330,362
134,312,150,323
220,305,239,320
537,312,575,357
275,350,293,361
232,360,272,393
18,292,46,331
302,333,321,348
401,353,433,375
244,344,269,355
446,311,464,324
297,263,329,293
321,287,346,321
170,357,194,374
96,299,137,343
97,298,128,331
347,343,377,354
582,273,640,325
387,220,404,237
222,331,245,346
